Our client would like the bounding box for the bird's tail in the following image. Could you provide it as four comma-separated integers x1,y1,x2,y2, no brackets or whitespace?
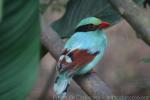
53,75,71,100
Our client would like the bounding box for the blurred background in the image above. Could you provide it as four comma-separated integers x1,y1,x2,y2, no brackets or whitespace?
27,0,150,99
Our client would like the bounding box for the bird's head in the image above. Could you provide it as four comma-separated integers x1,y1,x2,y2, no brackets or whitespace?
75,17,110,32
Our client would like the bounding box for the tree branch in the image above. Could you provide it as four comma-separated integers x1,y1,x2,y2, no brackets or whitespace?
108,0,150,46
74,73,113,99
40,16,113,99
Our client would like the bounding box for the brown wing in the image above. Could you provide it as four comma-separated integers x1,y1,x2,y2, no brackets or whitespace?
57,49,100,75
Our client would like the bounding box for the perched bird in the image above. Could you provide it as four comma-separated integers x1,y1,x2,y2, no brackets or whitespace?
53,17,110,99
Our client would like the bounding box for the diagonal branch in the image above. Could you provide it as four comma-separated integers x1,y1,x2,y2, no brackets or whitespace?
40,16,113,99
108,0,150,46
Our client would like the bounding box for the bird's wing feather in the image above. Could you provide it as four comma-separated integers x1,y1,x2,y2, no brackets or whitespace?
57,49,100,76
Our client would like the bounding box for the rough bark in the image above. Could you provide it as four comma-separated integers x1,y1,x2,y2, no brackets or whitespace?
108,0,150,46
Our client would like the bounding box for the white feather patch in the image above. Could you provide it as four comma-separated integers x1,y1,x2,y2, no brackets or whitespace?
59,55,65,61
65,56,72,63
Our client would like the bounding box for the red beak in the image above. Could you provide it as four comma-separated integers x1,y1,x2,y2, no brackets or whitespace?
98,22,110,29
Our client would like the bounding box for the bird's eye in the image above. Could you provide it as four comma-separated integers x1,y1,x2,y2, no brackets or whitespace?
88,24,96,30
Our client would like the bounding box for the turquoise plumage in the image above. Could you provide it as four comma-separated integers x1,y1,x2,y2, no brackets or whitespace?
53,17,110,99
65,30,107,74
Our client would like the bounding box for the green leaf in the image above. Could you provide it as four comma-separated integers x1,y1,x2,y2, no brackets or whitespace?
52,0,144,38
40,4,50,14
142,58,150,63
0,1,40,99
0,0,3,22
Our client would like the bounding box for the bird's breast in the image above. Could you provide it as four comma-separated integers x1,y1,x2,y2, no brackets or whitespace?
72,31,108,50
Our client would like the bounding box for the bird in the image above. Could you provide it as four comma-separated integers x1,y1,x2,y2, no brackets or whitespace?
53,17,110,99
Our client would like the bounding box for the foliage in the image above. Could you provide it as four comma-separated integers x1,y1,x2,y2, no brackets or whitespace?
0,1,40,99
0,0,3,22
142,58,150,63
52,0,144,38
40,4,50,13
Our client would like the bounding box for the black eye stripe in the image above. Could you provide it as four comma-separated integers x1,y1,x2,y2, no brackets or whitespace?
75,24,98,32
